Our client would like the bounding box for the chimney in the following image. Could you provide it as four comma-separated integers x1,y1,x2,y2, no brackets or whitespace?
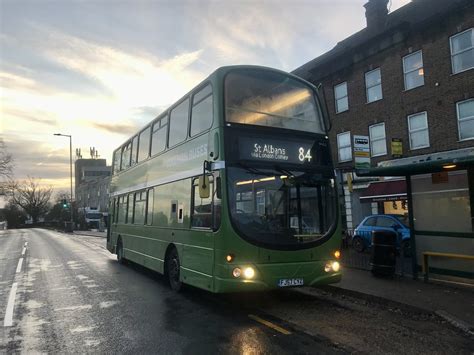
364,0,389,30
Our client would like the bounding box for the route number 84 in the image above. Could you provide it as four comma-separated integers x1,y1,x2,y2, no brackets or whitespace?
298,147,312,162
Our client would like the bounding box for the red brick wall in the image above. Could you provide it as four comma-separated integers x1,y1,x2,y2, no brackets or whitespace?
315,8,474,169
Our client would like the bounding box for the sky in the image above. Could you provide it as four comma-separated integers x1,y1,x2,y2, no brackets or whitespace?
0,0,410,192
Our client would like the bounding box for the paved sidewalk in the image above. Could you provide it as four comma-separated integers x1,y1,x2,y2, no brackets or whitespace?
328,267,474,334
73,229,107,238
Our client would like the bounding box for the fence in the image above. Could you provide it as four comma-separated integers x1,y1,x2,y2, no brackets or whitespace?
341,229,413,276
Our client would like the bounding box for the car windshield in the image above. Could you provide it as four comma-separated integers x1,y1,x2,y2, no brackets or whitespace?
227,166,336,248
395,215,408,227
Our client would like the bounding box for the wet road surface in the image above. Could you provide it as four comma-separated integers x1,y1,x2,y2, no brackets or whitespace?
0,228,341,354
1,228,473,354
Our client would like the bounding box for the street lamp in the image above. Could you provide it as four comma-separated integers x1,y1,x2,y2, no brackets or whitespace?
54,133,74,228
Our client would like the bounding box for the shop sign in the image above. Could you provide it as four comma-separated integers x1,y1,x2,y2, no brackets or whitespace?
391,138,403,158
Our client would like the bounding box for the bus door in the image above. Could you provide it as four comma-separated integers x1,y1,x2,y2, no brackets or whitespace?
182,175,220,288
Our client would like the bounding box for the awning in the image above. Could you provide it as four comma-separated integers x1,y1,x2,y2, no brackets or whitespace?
356,147,474,177
360,180,407,203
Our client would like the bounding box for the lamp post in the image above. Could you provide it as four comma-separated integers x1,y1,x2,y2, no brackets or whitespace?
54,133,74,228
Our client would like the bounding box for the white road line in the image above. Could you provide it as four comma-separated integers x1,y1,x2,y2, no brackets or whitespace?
21,247,26,255
16,258,24,273
4,282,18,327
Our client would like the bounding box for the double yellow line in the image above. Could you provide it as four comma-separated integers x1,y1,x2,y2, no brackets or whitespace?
248,314,292,335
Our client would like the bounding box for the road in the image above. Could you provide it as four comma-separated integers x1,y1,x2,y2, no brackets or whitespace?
1,228,473,354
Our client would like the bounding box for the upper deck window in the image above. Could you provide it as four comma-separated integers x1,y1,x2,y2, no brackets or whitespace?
151,115,168,156
225,69,323,134
190,85,213,137
169,98,190,147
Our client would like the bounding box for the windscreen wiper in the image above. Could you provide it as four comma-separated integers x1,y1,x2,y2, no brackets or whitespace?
236,162,274,177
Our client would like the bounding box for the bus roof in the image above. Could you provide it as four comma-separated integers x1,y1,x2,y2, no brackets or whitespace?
113,65,318,153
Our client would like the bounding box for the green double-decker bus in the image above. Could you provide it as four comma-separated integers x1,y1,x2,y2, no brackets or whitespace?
107,65,342,292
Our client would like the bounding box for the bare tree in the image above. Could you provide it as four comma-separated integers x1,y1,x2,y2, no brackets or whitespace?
0,139,14,196
0,138,13,181
10,177,53,223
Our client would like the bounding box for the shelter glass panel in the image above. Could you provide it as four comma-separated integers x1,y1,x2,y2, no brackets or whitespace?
412,171,471,233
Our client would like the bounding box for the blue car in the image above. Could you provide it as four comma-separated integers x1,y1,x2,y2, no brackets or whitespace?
353,214,411,254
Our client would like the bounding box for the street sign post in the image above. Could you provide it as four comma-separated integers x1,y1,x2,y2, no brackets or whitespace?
354,135,370,169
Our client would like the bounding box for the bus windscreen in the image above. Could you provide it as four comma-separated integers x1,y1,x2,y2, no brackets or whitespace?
225,69,324,134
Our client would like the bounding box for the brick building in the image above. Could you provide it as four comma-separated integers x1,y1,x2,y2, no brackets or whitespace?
294,0,473,279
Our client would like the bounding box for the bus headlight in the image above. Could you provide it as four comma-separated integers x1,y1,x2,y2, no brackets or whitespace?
325,261,341,273
243,267,255,279
232,268,241,278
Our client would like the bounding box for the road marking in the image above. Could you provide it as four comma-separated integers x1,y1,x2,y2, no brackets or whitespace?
16,258,24,273
21,247,26,255
248,314,292,335
4,282,18,327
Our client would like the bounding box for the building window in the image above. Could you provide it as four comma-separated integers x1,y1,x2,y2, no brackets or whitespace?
450,28,474,74
403,51,424,90
369,123,387,156
408,112,429,149
365,68,382,103
337,132,352,162
334,82,348,113
457,99,474,141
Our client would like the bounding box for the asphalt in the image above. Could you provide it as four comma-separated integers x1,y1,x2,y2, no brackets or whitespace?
0,228,341,354
73,228,474,332
1,228,473,354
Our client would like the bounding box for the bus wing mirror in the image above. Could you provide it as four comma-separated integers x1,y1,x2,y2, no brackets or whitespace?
199,175,210,199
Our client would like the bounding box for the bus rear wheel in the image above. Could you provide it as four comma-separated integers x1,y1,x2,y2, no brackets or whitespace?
166,248,182,292
117,239,125,264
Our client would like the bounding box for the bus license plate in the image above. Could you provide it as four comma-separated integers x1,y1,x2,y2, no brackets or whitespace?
278,278,304,287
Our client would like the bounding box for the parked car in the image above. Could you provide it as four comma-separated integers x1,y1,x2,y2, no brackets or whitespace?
352,214,411,255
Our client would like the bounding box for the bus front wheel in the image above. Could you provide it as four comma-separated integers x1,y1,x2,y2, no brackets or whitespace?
166,247,182,292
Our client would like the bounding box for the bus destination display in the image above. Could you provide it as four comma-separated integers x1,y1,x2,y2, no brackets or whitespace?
238,137,315,164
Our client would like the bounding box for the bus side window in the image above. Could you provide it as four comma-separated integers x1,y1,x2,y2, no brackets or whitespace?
138,126,151,162
190,84,213,137
191,178,212,228
169,98,190,147
113,150,121,174
131,135,138,166
146,188,154,225
121,142,131,170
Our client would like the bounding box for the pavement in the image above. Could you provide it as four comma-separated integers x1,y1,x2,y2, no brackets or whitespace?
72,229,474,335
325,266,474,335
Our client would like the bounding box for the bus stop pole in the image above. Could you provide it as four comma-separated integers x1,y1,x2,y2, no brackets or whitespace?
406,175,418,279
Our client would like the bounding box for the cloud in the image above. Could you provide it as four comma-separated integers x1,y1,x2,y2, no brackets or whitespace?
91,122,139,135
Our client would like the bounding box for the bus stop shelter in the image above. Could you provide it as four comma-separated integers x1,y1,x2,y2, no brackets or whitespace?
356,147,474,281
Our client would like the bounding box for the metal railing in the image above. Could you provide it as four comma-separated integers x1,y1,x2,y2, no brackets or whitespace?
341,229,412,276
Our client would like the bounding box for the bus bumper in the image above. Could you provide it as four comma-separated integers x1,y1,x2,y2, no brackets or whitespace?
213,261,342,293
